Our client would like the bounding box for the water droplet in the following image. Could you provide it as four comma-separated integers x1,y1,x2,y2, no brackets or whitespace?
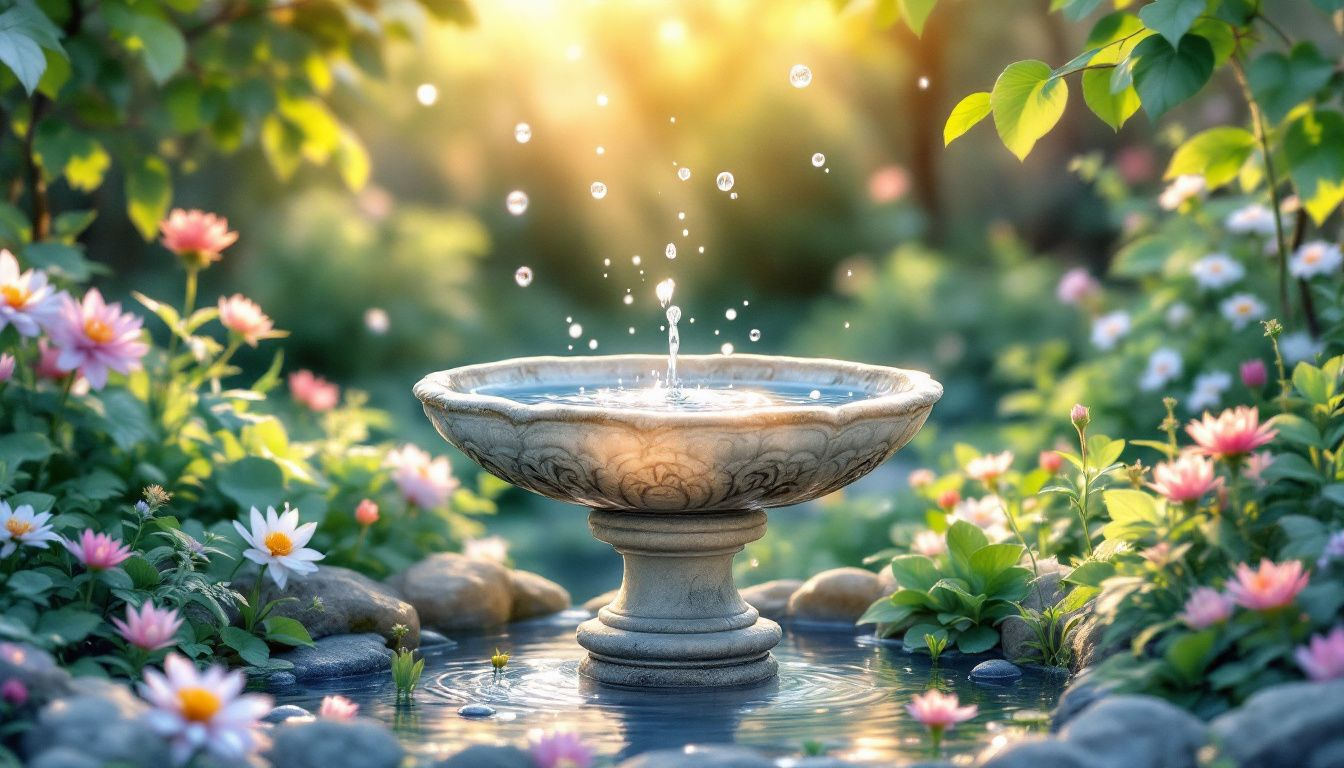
670,116,677,123
824,168,830,174
416,83,438,106
623,294,633,305
725,308,737,320
566,316,572,323
749,329,761,342
603,258,611,266
588,339,598,350
681,228,689,237
730,192,738,200
514,266,533,287
595,145,605,155
632,255,642,265
665,243,677,259
514,122,532,143
720,343,734,355
716,172,735,191
666,305,682,324
656,279,675,306
591,181,608,199
743,300,749,306
506,190,529,215
628,327,636,334
811,152,826,167
698,246,705,254
677,211,686,220
568,323,583,339
809,389,821,400
789,64,812,88
677,167,692,181
843,321,851,329
918,76,930,90
596,92,609,107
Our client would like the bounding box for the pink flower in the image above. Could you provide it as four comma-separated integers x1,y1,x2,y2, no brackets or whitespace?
1187,406,1277,460
318,695,359,720
1245,451,1274,486
139,653,271,765
46,289,148,390
1240,359,1268,389
1296,626,1344,682
33,340,64,380
911,530,946,557
1178,587,1234,629
1056,268,1100,306
0,353,13,383
1071,403,1090,429
1148,453,1221,504
936,489,961,511
1226,559,1310,612
908,469,935,490
1,678,27,705
965,451,1013,486
386,444,458,509
867,165,909,204
159,209,238,270
217,295,279,347
288,370,340,412
64,529,132,571
950,495,1011,541
0,250,60,337
1039,451,1062,474
1115,145,1156,185
906,689,977,741
529,730,594,768
112,602,184,651
355,499,379,527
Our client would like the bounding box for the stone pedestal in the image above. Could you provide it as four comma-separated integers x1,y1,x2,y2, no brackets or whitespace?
576,509,782,687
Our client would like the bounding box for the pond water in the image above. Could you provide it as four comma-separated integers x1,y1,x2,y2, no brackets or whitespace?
472,381,871,410
274,612,1066,765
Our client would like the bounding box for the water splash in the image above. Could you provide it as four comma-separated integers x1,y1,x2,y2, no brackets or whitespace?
656,279,681,395
716,172,735,191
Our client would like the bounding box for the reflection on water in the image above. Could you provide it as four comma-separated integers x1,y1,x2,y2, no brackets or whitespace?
473,381,868,410
274,611,1065,765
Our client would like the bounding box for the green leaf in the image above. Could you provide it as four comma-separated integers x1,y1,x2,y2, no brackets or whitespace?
125,157,171,240
1083,69,1141,130
1261,453,1321,486
1064,560,1116,588
0,3,58,96
1165,628,1216,681
263,616,315,647
23,242,95,281
52,209,97,239
944,92,991,146
335,129,370,191
1165,127,1256,190
857,597,916,627
1110,235,1171,277
1285,110,1344,226
1055,0,1105,21
1248,44,1334,125
0,432,54,470
946,520,990,568
220,626,272,667
36,608,102,646
888,554,940,592
107,10,186,84
990,60,1069,161
7,569,53,596
1270,414,1323,449
897,0,937,36
1137,0,1204,47
969,543,1024,580
1131,34,1214,120
956,624,999,653
902,622,947,651
1292,361,1334,405
215,457,286,513
122,556,162,589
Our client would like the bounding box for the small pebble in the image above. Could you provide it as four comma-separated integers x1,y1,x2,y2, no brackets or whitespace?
263,704,313,724
458,703,497,718
970,658,1023,683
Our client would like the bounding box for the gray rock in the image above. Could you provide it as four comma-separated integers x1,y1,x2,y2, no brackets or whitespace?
237,565,420,649
1309,740,1344,768
267,719,403,768
438,744,535,768
457,703,496,717
740,579,802,621
971,659,1023,682
787,567,888,624
583,589,619,613
1068,609,1105,671
620,745,775,767
0,641,71,709
277,633,393,682
266,671,297,690
27,747,104,768
982,739,1095,768
1210,680,1344,768
508,569,571,620
999,560,1067,663
388,554,513,632
264,704,313,724
24,678,172,768
1060,694,1206,768
1050,670,1116,731
419,629,453,647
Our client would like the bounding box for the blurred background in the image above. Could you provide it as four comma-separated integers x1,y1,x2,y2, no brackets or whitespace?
71,0,1309,598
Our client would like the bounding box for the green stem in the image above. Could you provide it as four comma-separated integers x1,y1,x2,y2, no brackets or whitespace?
1076,434,1094,557
244,564,267,632
1232,58,1290,321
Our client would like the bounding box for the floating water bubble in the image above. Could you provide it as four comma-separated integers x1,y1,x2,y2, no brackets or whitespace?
566,316,572,323
623,295,633,305
514,122,532,143
716,172,735,191
670,116,677,123
628,327,636,334
666,305,682,324
721,343,734,355
591,181,608,199
809,389,821,400
698,246,705,254
677,211,686,220
743,300,750,306
596,146,605,155
677,167,691,181
632,255,642,265
812,152,826,167
506,190,529,215
824,168,830,174
656,279,675,307
603,258,611,266
568,323,583,339
596,92,609,107
725,308,737,320
918,76,930,90
665,243,677,259
730,192,738,200
416,83,438,105
844,321,851,329
682,228,689,237
789,64,812,88
749,329,761,342
514,267,533,287
588,339,598,350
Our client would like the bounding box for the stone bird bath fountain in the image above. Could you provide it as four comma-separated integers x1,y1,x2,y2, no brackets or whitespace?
415,353,941,687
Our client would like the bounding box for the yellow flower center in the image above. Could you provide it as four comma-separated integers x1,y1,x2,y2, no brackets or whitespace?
265,531,293,557
1305,249,1321,264
5,518,32,537
1,284,29,307
84,318,115,344
178,687,222,722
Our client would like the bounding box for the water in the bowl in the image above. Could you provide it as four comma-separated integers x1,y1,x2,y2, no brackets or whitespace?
474,380,870,410
273,613,1065,765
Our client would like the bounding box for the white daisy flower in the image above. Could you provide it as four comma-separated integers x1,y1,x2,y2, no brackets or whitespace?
1187,371,1233,413
1190,253,1245,291
1280,331,1324,365
1158,175,1205,210
0,250,60,337
139,653,271,765
1289,240,1342,279
1140,347,1183,392
1224,204,1277,237
0,501,61,557
1219,293,1267,330
1165,302,1192,328
1091,311,1131,350
232,505,323,589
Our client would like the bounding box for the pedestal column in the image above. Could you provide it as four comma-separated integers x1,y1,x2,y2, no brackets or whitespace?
576,509,782,687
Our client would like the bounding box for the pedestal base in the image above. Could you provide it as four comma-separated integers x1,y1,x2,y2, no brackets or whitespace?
576,509,782,688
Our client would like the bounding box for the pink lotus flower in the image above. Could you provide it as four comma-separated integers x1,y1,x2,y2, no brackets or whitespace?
1240,359,1268,389
936,489,961,511
1039,450,1062,474
288,369,340,412
63,529,132,570
908,469,935,490
1296,626,1344,682
1245,451,1275,487
1056,267,1100,306
217,295,280,347
1148,453,1221,504
867,165,909,204
906,689,977,745
529,730,594,768
159,209,238,270
46,289,148,390
965,451,1013,486
318,695,359,720
355,499,380,527
1178,587,1234,629
1187,406,1277,460
0,249,60,337
911,530,946,557
950,495,1011,542
1,678,27,705
386,444,459,509
0,353,13,383
1226,559,1309,612
139,653,271,765
112,602,184,651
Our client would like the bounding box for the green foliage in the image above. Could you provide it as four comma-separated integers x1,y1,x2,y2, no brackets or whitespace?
390,647,425,698
990,60,1068,161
